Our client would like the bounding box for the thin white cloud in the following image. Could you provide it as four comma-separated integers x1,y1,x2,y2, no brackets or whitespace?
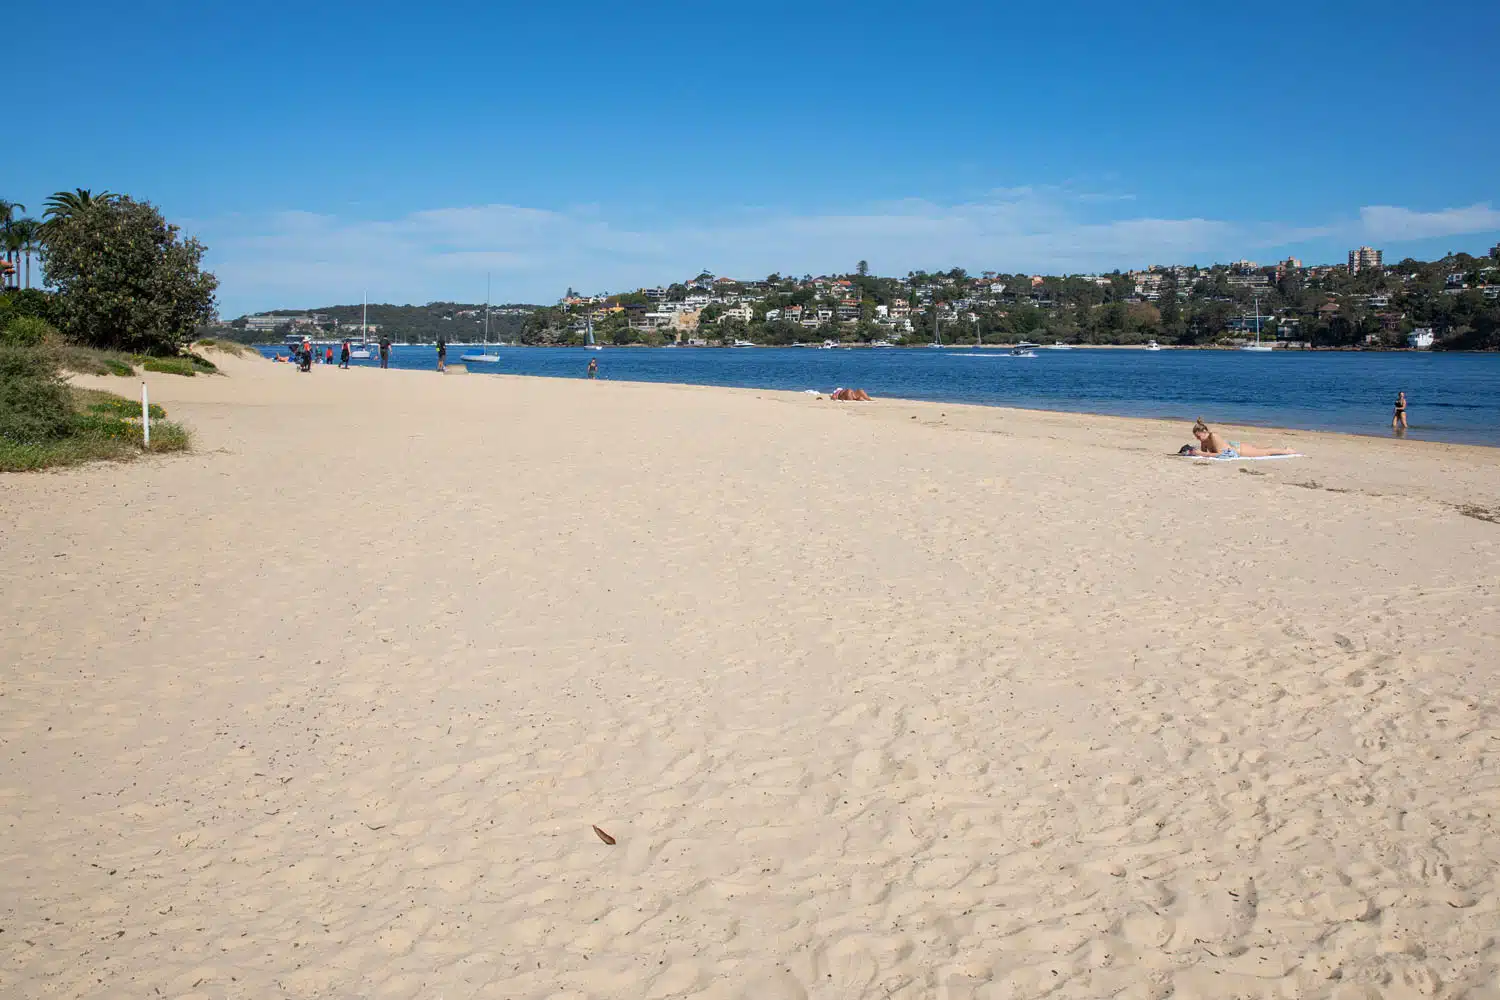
192,192,1500,316
1359,203,1500,241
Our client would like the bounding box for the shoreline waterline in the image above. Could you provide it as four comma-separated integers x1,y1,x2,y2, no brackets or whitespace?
258,343,1500,447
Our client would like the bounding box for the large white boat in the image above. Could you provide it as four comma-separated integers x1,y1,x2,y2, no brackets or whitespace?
731,339,756,348
870,339,895,348
1144,341,1162,351
1045,341,1074,350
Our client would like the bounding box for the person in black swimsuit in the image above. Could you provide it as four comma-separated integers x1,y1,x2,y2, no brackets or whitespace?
437,338,447,372
1392,391,1408,431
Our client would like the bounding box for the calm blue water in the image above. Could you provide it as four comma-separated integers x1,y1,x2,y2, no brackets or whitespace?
260,345,1500,447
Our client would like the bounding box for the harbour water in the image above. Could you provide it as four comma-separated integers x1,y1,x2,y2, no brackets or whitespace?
259,345,1500,447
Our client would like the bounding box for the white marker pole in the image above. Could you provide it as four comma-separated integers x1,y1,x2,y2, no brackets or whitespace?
141,381,151,450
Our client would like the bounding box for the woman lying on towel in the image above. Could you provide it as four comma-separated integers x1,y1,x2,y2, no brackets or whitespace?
829,388,871,401
1179,418,1297,458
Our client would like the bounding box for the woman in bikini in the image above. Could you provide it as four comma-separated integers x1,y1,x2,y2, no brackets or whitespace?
1184,418,1296,458
1392,391,1408,430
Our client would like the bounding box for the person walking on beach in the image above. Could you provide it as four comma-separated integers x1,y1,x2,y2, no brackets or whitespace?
325,346,334,366
1393,391,1408,431
378,337,391,369
340,339,351,369
436,337,447,373
587,357,598,380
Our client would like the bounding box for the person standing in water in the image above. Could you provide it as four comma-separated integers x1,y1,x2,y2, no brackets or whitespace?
587,357,598,380
1392,391,1408,431
436,337,447,372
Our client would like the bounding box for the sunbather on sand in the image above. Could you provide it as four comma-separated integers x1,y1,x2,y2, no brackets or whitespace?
1180,418,1296,458
829,388,871,401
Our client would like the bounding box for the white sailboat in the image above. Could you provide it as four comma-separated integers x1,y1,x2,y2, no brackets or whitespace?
1240,295,1274,351
927,305,944,348
349,292,373,359
461,274,502,363
585,313,602,350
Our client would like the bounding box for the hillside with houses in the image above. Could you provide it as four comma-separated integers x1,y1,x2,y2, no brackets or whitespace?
227,244,1500,350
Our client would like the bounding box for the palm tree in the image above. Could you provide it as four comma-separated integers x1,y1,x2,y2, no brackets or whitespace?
11,218,42,289
0,199,23,290
1,226,24,291
39,188,116,236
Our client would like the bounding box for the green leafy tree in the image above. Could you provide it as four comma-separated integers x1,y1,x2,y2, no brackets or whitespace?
856,259,869,276
40,194,218,353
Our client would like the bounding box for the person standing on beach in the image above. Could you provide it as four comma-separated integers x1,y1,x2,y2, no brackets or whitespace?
379,337,391,369
340,339,351,369
1393,391,1408,431
436,337,447,373
587,357,598,380
325,346,334,366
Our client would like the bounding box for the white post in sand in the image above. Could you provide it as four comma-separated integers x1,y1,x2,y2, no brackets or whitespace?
141,381,151,450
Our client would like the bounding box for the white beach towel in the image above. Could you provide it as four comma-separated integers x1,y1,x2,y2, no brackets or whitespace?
1201,453,1303,461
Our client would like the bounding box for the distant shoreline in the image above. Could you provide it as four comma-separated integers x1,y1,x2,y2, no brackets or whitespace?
252,341,1480,353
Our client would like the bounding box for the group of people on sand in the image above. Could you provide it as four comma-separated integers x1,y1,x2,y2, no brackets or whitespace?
279,336,394,371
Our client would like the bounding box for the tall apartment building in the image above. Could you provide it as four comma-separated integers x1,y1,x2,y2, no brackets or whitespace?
1348,246,1383,274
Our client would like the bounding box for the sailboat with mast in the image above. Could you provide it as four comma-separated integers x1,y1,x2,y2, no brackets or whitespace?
460,274,503,363
927,303,944,348
585,312,602,350
1240,295,1274,351
349,292,373,359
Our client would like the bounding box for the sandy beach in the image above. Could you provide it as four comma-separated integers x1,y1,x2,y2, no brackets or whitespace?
3,354,1498,999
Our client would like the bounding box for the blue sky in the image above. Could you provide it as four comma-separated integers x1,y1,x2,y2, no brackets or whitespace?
10,1,1500,316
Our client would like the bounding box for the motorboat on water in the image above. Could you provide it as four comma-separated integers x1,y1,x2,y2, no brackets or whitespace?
1046,341,1073,350
819,340,838,349
1144,341,1162,351
731,339,756,348
870,339,895,348
1008,342,1039,357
